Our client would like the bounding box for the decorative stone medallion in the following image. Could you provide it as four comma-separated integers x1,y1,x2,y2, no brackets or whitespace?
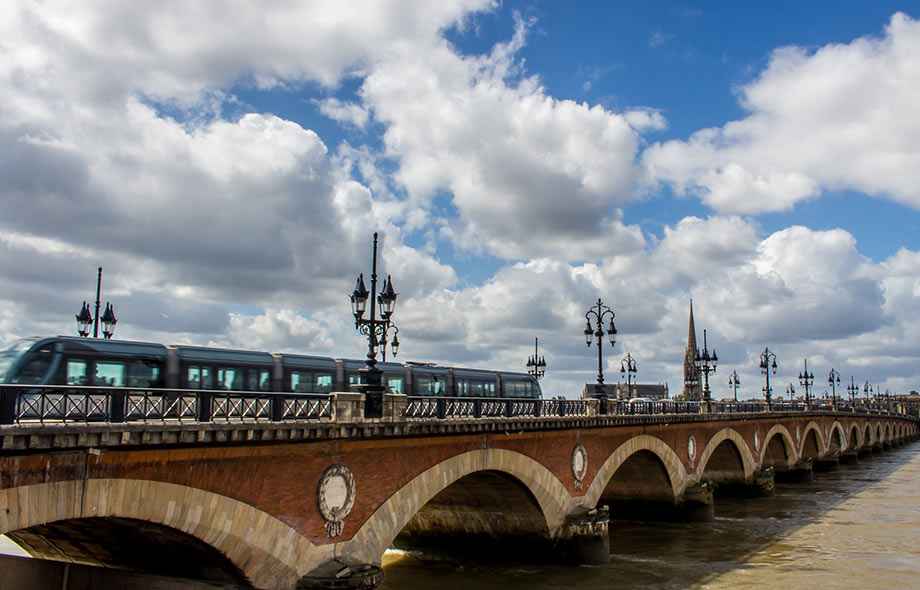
688,435,697,463
317,464,356,538
571,443,588,490
754,430,760,452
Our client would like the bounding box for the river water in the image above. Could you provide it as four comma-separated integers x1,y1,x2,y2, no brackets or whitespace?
382,444,920,590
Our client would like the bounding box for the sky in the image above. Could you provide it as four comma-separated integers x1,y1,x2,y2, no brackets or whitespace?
1,1,919,399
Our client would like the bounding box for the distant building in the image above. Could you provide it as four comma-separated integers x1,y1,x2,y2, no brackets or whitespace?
615,383,669,400
681,300,701,401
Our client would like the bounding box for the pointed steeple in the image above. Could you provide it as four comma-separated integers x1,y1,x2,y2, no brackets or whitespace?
683,299,701,400
687,299,698,356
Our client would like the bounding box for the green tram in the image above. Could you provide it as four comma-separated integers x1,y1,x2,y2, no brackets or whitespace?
0,336,542,399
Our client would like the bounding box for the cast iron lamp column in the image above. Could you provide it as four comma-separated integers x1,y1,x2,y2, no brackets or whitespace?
728,370,741,402
694,329,718,402
620,352,637,398
75,266,117,339
828,368,841,409
526,337,547,379
759,347,778,409
846,376,858,404
798,358,815,407
584,298,617,386
350,232,399,418
863,381,873,408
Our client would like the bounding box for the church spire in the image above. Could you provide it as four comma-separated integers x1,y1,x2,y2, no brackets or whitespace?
687,299,698,355
683,299,701,400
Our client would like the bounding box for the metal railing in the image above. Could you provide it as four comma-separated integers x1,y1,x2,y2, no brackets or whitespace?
0,384,332,425
403,396,591,420
0,384,915,426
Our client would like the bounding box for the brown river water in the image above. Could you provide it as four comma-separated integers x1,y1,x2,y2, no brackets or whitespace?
382,444,920,590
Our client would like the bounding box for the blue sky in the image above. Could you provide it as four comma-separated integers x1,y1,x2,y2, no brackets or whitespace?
234,1,919,275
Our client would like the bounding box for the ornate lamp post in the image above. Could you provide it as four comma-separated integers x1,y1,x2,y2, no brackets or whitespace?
350,232,398,418
694,329,718,401
846,376,859,403
526,337,547,380
863,381,873,406
786,383,796,400
828,368,841,408
759,347,778,409
798,358,815,406
620,352,638,398
584,298,617,385
75,267,117,339
728,370,741,402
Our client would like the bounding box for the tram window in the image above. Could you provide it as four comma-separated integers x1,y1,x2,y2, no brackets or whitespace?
216,368,242,390
187,366,201,388
316,374,333,393
95,361,126,387
201,367,212,389
66,360,88,385
128,361,161,388
386,376,404,394
246,370,271,391
291,371,335,394
416,375,444,396
13,349,52,384
348,373,364,391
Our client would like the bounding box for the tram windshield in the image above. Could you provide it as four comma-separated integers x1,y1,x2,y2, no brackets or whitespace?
0,339,39,383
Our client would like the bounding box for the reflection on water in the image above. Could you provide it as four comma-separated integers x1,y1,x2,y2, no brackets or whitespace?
383,445,920,590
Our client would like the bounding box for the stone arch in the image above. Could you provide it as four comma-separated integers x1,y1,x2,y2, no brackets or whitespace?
876,423,883,443
849,423,862,449
799,421,826,459
828,421,847,452
582,435,688,511
885,423,892,443
696,428,756,482
760,424,797,468
0,479,321,590
342,448,571,566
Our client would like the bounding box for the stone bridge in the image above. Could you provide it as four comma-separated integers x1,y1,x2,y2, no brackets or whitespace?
1,395,917,589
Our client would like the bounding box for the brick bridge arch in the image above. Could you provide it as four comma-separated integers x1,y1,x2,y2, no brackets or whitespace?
342,448,571,566
760,424,798,468
582,434,688,509
799,421,828,459
828,421,847,452
696,428,756,482
0,478,322,589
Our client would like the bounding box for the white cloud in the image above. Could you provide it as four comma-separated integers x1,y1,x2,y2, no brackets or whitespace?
316,98,370,129
360,16,653,260
644,13,920,214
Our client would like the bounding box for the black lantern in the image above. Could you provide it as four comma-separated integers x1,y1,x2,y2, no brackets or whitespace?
75,302,93,337
828,368,841,407
527,337,547,379
378,275,398,318
100,303,117,340
728,370,741,402
351,274,369,319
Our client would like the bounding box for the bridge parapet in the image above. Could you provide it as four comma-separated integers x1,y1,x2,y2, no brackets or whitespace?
3,384,914,429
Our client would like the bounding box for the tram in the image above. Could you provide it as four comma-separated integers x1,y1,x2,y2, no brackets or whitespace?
0,336,542,399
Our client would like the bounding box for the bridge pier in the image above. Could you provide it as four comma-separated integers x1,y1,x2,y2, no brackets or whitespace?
556,506,611,565
775,459,814,483
708,468,775,498
296,560,383,590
